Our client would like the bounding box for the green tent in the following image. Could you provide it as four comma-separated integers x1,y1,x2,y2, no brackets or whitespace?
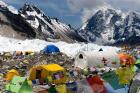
101,71,124,90
6,76,34,93
135,59,140,69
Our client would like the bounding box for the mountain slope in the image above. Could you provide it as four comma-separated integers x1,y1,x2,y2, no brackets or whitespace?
0,1,85,42
78,8,140,45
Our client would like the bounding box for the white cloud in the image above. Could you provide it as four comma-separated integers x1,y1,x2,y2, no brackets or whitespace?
67,0,106,12
67,0,111,23
67,0,140,23
107,0,140,12
81,7,110,23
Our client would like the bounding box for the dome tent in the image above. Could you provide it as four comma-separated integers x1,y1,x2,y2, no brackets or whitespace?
74,51,119,69
42,45,60,54
29,64,66,84
6,69,19,81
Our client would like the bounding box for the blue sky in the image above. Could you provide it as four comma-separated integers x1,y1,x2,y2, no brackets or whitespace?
2,0,140,28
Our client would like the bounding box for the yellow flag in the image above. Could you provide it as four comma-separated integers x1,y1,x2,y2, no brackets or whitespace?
56,85,67,93
116,67,135,85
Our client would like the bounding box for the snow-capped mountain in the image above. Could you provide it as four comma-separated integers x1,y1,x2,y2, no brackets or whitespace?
78,8,140,45
0,1,85,42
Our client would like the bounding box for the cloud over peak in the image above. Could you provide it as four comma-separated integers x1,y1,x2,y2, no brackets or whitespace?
67,0,140,23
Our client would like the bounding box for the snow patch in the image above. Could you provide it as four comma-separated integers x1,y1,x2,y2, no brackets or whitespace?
26,11,38,16
27,18,39,29
0,36,120,58
7,6,18,14
81,22,88,30
0,0,7,7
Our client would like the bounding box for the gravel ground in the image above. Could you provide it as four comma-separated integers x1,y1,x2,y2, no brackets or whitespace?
0,52,74,92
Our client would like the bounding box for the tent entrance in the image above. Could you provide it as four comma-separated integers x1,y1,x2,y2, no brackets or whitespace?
36,70,42,79
79,54,83,59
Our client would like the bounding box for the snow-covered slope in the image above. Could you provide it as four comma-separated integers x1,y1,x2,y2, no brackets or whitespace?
0,1,85,42
78,8,140,45
0,36,119,58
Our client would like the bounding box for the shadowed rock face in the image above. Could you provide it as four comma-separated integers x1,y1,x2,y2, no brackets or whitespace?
0,3,86,43
78,9,140,45
0,8,36,39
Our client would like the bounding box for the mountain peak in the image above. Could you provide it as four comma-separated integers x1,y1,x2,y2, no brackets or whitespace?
19,4,43,16
78,8,140,45
0,2,85,43
0,1,7,8
20,4,40,13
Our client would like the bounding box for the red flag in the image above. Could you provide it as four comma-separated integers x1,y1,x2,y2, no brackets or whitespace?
87,75,108,93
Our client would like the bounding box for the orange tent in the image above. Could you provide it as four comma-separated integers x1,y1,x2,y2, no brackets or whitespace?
14,51,23,56
118,53,135,66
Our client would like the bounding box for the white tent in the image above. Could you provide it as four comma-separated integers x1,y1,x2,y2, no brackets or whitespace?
74,50,120,69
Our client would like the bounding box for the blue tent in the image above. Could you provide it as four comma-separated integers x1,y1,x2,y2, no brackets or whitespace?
43,45,60,54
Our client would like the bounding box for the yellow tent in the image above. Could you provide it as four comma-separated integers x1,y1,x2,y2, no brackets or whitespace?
29,64,66,84
24,51,33,55
6,69,19,81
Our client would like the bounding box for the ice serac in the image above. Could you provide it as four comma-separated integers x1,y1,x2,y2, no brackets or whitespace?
0,1,85,42
78,8,140,45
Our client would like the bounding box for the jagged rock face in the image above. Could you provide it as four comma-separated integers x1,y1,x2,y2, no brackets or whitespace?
0,2,86,42
78,8,140,45
0,4,36,39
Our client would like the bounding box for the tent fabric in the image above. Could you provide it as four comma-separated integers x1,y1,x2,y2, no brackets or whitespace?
116,67,135,85
14,51,23,56
24,51,33,55
29,64,66,84
105,83,128,93
6,76,33,93
48,86,57,93
76,79,94,93
6,69,19,81
66,81,77,93
18,79,33,93
75,51,119,69
86,75,108,93
42,64,64,71
43,45,60,54
101,71,124,90
56,84,67,93
76,77,126,93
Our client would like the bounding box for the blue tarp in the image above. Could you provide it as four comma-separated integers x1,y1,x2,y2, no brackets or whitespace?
43,45,60,54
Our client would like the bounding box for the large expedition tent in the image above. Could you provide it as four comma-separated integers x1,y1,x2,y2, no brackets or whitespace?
74,51,119,69
29,64,66,84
